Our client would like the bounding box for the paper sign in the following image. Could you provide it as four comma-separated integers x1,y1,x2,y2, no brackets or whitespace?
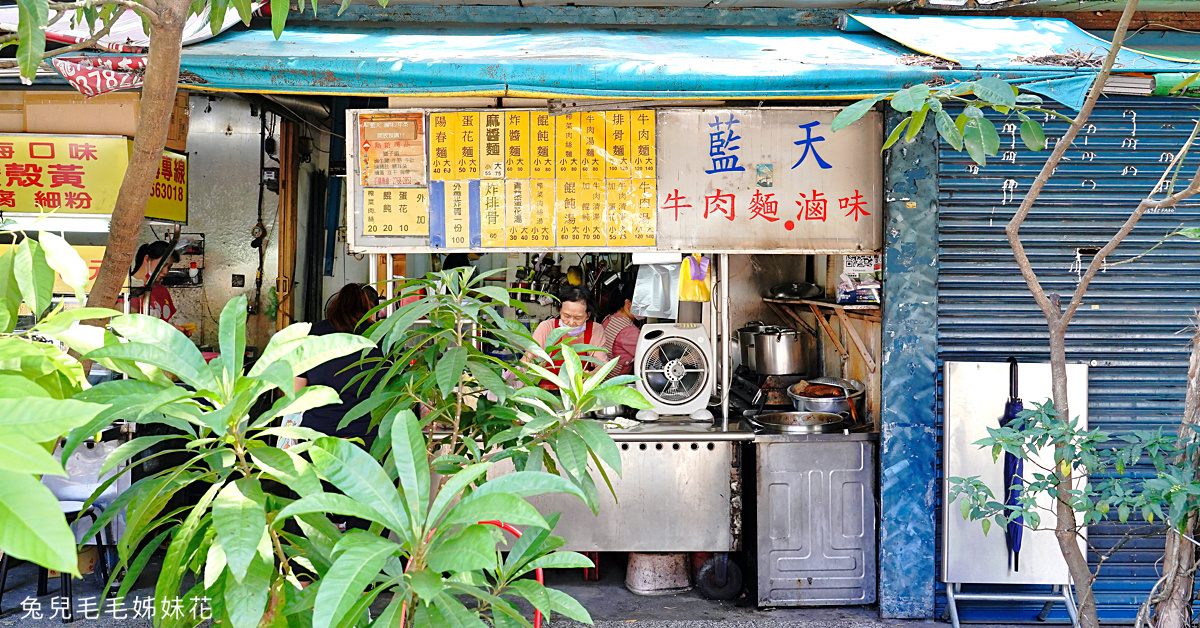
364,187,429,236
358,113,426,187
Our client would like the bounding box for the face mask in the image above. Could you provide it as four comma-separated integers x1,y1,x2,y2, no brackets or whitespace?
559,318,587,337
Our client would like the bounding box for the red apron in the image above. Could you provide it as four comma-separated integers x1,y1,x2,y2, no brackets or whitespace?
539,321,602,391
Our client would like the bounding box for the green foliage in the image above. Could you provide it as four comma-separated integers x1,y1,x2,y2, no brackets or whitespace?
353,267,648,513
831,78,1071,166
1,260,626,626
948,399,1200,538
0,234,120,575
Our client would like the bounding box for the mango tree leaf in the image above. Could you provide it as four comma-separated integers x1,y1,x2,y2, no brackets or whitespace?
832,95,884,131
38,232,88,302
0,432,64,476
391,409,430,531
426,463,492,529
250,447,322,496
0,469,78,574
313,533,398,628
471,471,588,502
14,238,52,317
250,322,311,376
524,551,595,573
260,386,341,425
95,314,218,393
436,346,469,397
444,492,548,529
99,434,185,477
590,384,652,410
276,493,391,530
14,0,48,84
216,295,248,394
273,333,375,380
433,594,489,628
213,478,267,583
546,587,592,623
407,568,445,603
427,524,499,573
0,397,107,442
309,437,410,537
32,307,123,335
270,0,289,38
572,419,622,475
223,555,273,628
890,84,929,113
552,430,589,479
0,247,20,333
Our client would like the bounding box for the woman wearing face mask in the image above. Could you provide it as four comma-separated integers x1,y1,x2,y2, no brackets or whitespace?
528,286,607,389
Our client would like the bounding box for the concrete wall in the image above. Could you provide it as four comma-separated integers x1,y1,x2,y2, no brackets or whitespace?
142,96,279,350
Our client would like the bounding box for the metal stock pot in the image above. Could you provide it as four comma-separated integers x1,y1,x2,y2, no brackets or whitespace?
753,328,810,375
737,322,776,372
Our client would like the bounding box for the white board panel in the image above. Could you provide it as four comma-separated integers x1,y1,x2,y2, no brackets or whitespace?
655,108,882,252
941,361,1088,585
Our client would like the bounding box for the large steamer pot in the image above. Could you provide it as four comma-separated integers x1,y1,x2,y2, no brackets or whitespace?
786,377,867,424
737,322,777,372
753,328,815,375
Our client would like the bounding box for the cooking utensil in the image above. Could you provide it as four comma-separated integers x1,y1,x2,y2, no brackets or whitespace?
786,377,867,423
749,411,846,434
737,322,777,372
767,282,822,300
752,328,812,375
595,404,628,419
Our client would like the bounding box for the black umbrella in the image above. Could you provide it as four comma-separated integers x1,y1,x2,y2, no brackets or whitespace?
1001,357,1025,572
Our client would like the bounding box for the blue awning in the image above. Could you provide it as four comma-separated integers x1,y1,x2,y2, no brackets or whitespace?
176,18,1199,108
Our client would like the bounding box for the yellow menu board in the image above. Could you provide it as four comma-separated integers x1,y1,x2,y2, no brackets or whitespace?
364,187,429,236
425,109,656,249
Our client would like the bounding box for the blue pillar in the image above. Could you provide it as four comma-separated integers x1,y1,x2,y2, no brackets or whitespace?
878,108,939,619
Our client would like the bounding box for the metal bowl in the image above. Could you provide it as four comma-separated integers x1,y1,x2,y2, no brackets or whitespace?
786,378,867,423
595,405,628,419
749,411,847,434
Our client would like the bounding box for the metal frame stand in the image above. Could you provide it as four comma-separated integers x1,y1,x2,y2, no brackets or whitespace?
945,583,1078,628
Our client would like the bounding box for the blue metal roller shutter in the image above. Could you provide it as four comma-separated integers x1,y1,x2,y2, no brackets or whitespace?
936,96,1200,623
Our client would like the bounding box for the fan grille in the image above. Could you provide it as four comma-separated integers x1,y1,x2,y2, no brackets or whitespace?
639,335,709,406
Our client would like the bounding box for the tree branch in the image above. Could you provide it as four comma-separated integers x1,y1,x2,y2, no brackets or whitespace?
47,0,156,21
1058,124,1200,330
1005,0,1141,325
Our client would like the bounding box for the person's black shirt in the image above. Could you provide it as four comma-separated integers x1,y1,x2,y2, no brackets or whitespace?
299,320,384,441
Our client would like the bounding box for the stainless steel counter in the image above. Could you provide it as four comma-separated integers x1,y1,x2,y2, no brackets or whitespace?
601,419,756,442
752,430,879,443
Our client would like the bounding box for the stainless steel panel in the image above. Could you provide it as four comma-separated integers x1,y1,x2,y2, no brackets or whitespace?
756,440,876,606
512,440,735,552
941,361,1087,586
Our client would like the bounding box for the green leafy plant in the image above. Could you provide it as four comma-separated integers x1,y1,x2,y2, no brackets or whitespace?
831,77,1068,166
277,410,596,627
0,233,122,575
351,267,650,511
949,399,1200,574
65,295,376,626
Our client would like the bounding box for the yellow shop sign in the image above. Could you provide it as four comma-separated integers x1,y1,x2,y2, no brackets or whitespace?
0,135,186,223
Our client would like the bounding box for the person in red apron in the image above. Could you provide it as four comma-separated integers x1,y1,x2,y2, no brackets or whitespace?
529,286,607,390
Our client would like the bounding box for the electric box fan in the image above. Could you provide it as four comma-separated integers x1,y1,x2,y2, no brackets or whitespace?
633,323,714,420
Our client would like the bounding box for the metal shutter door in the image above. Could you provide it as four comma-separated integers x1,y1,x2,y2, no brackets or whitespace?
937,97,1200,623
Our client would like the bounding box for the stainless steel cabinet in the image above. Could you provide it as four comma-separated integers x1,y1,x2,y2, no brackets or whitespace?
755,436,877,606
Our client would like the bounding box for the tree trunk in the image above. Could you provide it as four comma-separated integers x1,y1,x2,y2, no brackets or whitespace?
84,0,191,313
1153,329,1200,628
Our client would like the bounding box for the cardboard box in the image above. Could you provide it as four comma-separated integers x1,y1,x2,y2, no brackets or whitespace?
22,90,189,151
